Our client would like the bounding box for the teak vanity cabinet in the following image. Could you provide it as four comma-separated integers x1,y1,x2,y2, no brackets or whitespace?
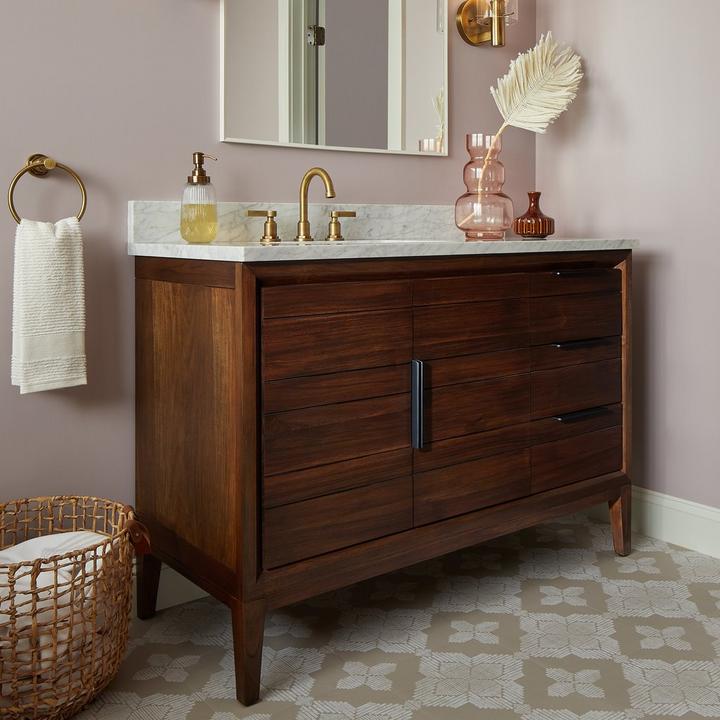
135,250,632,705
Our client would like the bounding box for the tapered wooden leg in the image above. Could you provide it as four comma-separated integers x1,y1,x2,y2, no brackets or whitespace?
137,553,162,620
231,598,267,706
609,484,632,557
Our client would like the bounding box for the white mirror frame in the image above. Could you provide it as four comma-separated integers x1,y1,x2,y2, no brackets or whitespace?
220,0,449,156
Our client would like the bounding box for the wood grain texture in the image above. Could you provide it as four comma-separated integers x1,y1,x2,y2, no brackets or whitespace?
135,257,235,288
414,405,622,474
609,483,632,556
531,336,621,371
413,273,529,305
263,365,409,414
414,299,529,359
232,598,267,705
263,448,411,509
531,292,622,346
257,472,629,608
263,309,412,380
427,349,531,388
262,280,411,318
135,279,237,570
532,426,623,493
263,394,410,476
530,268,621,297
427,374,531,442
414,450,531,525
532,359,622,419
263,476,413,568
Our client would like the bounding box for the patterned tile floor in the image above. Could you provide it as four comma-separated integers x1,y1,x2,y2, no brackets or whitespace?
77,514,720,719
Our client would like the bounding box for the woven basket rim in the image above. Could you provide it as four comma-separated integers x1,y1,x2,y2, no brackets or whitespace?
0,495,131,569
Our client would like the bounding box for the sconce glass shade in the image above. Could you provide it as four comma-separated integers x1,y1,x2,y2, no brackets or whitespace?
456,0,519,47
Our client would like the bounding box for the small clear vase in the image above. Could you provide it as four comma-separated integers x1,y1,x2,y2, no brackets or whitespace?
455,133,514,241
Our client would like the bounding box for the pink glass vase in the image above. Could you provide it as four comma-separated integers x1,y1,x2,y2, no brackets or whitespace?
455,133,514,241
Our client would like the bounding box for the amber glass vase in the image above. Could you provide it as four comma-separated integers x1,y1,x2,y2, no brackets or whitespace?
455,133,514,241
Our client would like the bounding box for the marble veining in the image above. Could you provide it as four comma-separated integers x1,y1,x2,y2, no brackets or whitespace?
128,201,637,262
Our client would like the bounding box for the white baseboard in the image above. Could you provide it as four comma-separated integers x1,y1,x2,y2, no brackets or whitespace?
589,486,720,559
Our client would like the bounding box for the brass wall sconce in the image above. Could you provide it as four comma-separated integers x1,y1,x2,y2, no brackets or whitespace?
456,0,519,47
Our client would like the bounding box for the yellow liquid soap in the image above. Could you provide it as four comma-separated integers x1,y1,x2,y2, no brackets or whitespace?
181,204,218,244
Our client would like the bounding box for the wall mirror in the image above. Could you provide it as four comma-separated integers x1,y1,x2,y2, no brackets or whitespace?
222,0,448,155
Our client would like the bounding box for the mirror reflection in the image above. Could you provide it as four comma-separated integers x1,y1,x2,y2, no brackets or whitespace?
222,0,448,155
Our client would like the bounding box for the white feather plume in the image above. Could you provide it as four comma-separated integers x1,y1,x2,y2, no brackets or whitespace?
490,32,583,134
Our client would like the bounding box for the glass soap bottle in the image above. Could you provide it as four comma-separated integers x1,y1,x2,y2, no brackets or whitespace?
181,152,218,244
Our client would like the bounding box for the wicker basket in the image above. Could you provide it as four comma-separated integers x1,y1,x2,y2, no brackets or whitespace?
0,496,149,720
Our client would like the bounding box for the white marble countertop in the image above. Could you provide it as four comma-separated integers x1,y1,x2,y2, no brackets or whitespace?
128,237,637,262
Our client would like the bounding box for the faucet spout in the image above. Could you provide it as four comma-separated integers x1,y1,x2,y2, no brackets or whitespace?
295,167,336,242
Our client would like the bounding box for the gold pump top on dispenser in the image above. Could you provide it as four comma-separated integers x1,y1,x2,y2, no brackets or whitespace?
188,152,217,185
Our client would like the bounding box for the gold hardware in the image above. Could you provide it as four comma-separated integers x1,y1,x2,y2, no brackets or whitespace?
456,0,512,47
188,152,217,185
326,210,356,242
247,209,280,244
8,154,87,224
295,167,336,242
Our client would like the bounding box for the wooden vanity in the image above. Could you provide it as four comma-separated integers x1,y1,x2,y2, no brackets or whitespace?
134,244,633,705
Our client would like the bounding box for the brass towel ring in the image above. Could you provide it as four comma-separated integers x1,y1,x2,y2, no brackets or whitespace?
7,154,87,224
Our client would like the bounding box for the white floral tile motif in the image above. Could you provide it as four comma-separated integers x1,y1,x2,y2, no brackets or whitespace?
636,625,692,651
616,557,661,575
604,581,698,617
265,613,314,639
540,585,588,607
297,700,413,720
449,621,500,645
521,614,618,659
546,668,605,698
415,652,524,709
75,691,196,720
433,576,521,614
333,608,431,653
336,662,396,691
132,653,201,683
710,589,720,609
522,712,631,720
518,549,601,581
624,659,720,716
670,551,720,583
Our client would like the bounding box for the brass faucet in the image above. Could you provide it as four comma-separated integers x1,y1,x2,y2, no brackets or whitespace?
295,167,336,242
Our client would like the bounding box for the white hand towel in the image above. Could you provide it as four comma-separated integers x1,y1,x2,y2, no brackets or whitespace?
11,217,87,394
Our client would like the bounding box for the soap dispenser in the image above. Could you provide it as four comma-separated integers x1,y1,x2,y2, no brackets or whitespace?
181,152,218,244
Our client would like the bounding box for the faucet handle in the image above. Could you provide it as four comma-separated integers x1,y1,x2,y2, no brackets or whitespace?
327,210,356,242
247,209,280,244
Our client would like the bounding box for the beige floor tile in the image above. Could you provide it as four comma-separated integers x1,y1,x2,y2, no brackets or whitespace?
76,517,720,720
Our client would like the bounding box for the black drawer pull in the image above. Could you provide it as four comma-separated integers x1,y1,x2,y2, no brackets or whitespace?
553,338,611,350
554,406,612,424
411,360,425,449
554,269,612,278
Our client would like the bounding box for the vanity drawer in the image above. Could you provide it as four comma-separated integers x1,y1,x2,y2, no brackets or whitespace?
262,280,411,318
414,450,531,526
427,348,531,387
531,268,621,297
427,374,531,442
263,476,413,568
413,273,529,306
532,426,623,493
532,359,622,419
531,292,622,346
263,309,411,380
264,394,410,476
531,336,621,371
414,299,529,359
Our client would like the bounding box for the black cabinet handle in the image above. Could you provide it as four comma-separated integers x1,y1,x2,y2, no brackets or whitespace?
553,338,610,350
554,406,612,424
411,360,425,449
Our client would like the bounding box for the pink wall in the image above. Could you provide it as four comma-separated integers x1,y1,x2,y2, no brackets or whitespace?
536,0,720,509
0,0,536,503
